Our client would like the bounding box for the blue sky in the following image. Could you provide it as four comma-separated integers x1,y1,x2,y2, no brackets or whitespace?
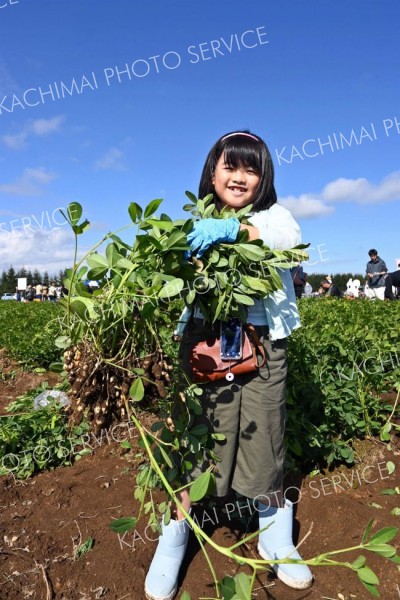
0,0,399,279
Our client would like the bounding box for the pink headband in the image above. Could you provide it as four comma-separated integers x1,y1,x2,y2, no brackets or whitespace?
221,132,259,142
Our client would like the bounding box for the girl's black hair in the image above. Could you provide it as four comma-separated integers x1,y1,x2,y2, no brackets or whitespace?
198,130,277,212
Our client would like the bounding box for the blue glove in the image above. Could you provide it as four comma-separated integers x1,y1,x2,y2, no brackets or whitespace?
186,218,240,258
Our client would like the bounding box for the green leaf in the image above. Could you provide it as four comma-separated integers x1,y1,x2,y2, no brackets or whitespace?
369,526,398,544
146,219,176,231
165,230,187,249
87,253,109,269
109,517,136,533
164,505,171,526
150,421,164,432
234,572,252,599
241,275,269,293
116,257,135,270
144,198,163,218
49,362,65,373
381,488,397,496
129,378,145,402
352,555,366,569
55,335,71,349
120,440,132,449
186,290,196,304
390,554,400,564
236,243,265,261
70,298,96,321
367,543,397,558
380,422,392,441
360,581,380,597
214,291,226,322
357,566,379,585
68,202,82,226
159,444,173,468
74,218,90,235
158,279,184,299
189,471,215,502
75,282,95,298
106,243,122,268
391,508,400,516
128,202,143,223
190,424,208,437
87,267,108,280
211,433,226,441
76,448,92,457
180,592,191,600
232,292,255,306
220,575,236,600
362,518,375,544
75,537,94,559
386,461,396,475
185,190,198,204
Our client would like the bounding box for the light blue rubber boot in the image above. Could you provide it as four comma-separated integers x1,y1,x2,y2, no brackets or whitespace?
145,516,190,600
257,499,313,590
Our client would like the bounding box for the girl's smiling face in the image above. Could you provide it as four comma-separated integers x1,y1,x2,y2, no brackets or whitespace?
212,153,261,210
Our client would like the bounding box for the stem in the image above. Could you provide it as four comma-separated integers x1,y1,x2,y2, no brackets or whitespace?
130,412,369,571
386,387,400,424
357,380,371,437
197,534,221,598
249,568,257,596
66,230,79,327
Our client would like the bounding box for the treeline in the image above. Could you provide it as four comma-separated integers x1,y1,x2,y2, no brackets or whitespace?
0,267,68,295
307,273,365,292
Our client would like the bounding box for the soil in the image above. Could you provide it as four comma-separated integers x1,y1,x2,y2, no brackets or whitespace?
1,362,400,600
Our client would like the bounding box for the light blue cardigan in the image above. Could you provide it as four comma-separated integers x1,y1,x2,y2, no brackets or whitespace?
248,204,301,340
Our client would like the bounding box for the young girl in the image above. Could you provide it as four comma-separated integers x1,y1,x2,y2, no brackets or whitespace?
145,131,313,600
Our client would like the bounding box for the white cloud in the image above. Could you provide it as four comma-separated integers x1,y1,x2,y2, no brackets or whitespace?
280,194,334,218
322,171,400,204
0,167,56,196
94,147,126,171
280,171,400,219
0,226,76,273
2,115,65,149
31,115,65,135
2,132,28,150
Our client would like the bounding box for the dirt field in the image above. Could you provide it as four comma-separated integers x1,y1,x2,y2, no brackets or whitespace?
1,366,399,600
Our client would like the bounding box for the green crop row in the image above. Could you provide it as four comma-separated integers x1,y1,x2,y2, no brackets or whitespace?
0,301,64,368
1,297,399,471
286,298,400,468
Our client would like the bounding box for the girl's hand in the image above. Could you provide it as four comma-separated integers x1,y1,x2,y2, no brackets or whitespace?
186,218,240,258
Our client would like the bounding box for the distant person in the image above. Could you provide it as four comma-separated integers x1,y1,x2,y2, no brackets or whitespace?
35,283,43,301
304,281,313,297
384,270,400,300
346,278,361,298
25,285,35,302
319,276,341,298
291,263,307,299
41,283,48,301
48,282,57,302
366,249,387,300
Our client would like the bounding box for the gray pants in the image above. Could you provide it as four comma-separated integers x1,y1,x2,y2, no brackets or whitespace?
179,319,287,499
